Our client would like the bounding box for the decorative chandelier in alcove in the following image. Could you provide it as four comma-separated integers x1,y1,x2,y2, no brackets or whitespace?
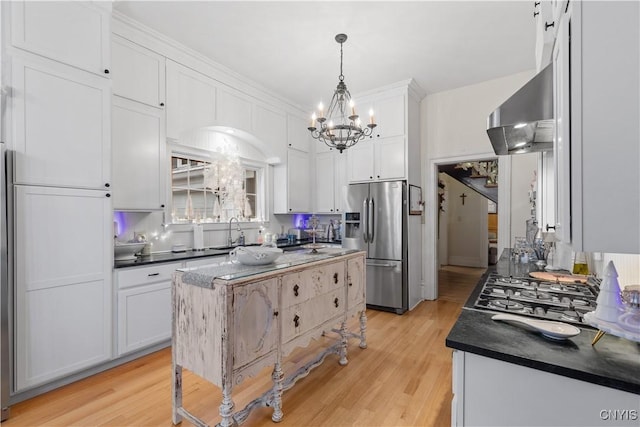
307,34,377,153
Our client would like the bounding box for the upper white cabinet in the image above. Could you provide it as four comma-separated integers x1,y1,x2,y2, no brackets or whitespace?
14,185,112,390
534,1,556,72
112,96,165,210
11,54,111,189
273,148,311,213
253,103,287,155
166,60,217,140
111,34,165,108
347,135,405,182
216,86,253,132
366,93,405,139
346,84,421,184
552,1,640,254
287,114,311,152
314,151,347,214
10,1,111,77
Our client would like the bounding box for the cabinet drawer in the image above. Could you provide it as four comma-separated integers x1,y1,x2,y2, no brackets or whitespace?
116,262,182,289
282,290,344,343
281,261,344,309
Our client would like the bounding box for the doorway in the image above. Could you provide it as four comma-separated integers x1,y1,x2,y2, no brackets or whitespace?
423,154,511,301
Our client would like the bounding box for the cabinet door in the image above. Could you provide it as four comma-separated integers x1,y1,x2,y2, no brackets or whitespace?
10,1,110,76
315,151,335,213
11,55,111,189
14,185,112,390
166,60,217,140
112,96,165,210
216,87,252,132
535,0,556,72
347,142,375,182
112,34,165,108
553,10,571,244
287,148,311,213
254,104,287,158
287,114,311,152
372,94,405,139
117,282,171,355
376,136,406,180
347,256,365,310
233,279,279,369
334,153,347,213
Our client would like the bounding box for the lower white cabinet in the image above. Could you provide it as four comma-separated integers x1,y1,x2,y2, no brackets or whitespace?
452,350,640,427
115,262,182,356
14,185,112,391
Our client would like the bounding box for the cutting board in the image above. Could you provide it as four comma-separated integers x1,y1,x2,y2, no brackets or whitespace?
529,271,589,283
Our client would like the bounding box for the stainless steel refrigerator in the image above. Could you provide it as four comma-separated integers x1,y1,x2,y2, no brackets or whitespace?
343,181,407,314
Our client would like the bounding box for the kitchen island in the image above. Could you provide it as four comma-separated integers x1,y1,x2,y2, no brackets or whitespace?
446,251,640,426
171,249,366,427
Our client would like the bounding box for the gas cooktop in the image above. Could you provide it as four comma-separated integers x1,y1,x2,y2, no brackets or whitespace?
471,272,600,326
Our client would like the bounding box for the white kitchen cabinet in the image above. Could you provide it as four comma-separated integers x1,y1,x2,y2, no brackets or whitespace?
553,1,640,254
11,54,111,190
111,34,165,108
10,1,111,77
366,93,405,140
166,60,217,140
287,113,311,152
216,86,253,132
115,262,181,356
534,0,556,72
112,96,165,210
347,135,405,183
253,103,287,156
452,350,639,426
14,185,112,391
315,150,347,214
273,148,311,213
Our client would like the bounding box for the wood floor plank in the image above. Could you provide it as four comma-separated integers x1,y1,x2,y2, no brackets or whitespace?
4,267,479,426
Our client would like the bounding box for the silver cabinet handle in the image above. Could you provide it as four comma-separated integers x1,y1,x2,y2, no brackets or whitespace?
368,197,375,242
362,198,369,243
366,262,395,268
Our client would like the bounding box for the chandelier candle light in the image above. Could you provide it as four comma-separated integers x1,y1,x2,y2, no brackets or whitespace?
308,34,377,153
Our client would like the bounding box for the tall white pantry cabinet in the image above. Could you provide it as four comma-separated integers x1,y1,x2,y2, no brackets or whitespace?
3,1,113,391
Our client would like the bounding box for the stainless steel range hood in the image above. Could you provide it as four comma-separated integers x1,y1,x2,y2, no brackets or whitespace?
487,63,554,155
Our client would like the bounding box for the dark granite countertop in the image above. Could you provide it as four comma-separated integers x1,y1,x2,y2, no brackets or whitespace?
446,250,640,395
113,239,341,269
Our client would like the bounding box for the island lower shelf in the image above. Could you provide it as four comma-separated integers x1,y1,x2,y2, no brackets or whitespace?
171,250,367,427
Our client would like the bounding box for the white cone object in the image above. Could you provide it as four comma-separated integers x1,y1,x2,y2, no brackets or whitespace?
594,261,624,322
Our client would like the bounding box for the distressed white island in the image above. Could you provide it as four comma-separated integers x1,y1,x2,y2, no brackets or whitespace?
171,249,367,427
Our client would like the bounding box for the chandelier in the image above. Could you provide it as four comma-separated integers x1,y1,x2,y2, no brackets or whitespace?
308,34,377,153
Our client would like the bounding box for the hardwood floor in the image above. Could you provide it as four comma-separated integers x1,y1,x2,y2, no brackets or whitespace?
5,267,482,427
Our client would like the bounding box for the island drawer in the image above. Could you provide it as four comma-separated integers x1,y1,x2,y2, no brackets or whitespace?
281,290,345,343
281,261,344,309
116,262,182,289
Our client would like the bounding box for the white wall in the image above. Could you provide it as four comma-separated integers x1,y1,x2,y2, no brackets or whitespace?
441,174,488,268
421,70,535,300
508,153,538,245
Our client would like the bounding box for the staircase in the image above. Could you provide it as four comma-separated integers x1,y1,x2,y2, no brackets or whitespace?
439,161,498,204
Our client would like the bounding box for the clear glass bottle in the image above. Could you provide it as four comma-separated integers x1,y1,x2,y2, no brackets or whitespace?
572,251,589,275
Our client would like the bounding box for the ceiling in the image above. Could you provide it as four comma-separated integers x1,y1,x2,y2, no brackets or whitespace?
113,1,536,110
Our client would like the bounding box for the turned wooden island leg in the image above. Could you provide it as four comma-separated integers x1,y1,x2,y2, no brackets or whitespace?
271,361,284,422
219,386,237,427
359,311,368,349
339,321,349,366
172,363,183,425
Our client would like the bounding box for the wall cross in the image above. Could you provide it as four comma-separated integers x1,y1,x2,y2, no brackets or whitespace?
460,193,467,205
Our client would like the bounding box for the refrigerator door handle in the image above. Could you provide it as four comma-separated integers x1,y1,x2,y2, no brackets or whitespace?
368,197,375,242
366,261,396,268
362,198,369,243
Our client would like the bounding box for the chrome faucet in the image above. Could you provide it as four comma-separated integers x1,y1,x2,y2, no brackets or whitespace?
227,217,244,247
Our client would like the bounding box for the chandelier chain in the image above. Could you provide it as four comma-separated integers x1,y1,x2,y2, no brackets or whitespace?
339,40,344,82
